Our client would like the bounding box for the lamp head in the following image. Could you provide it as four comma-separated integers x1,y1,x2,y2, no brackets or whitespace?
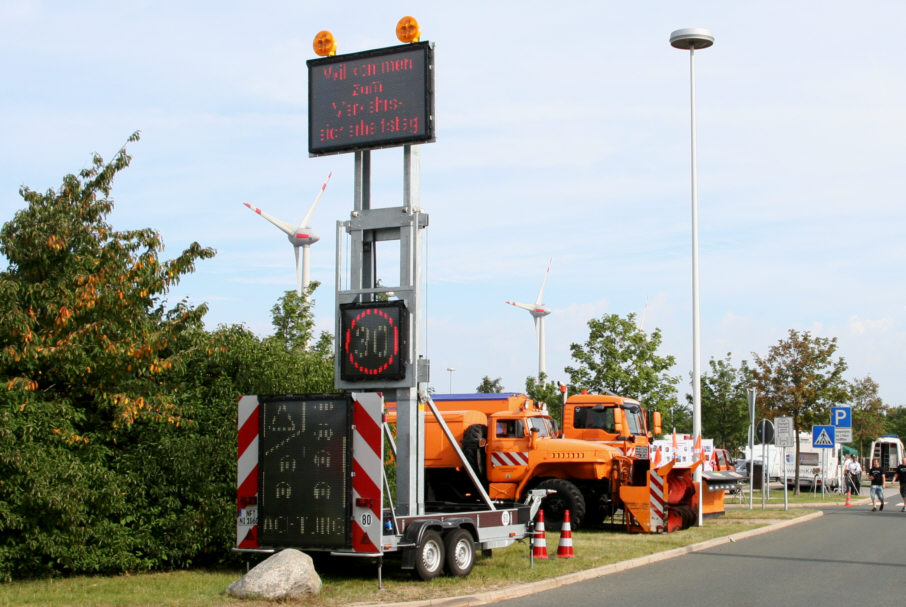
670,28,714,50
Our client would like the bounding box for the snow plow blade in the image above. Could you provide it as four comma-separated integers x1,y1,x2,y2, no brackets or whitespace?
620,460,677,533
699,469,745,515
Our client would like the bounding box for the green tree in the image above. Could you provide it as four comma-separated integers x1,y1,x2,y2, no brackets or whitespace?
476,376,504,393
849,375,888,457
270,286,316,350
885,406,906,444
0,133,215,578
524,372,563,427
693,353,752,451
751,329,848,493
665,398,692,436
565,312,680,419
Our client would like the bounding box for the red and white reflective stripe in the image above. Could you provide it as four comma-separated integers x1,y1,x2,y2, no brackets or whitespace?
491,451,529,467
351,393,383,554
649,468,666,530
236,395,259,548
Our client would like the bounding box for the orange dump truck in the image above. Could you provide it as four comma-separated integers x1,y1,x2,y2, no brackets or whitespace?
395,393,699,533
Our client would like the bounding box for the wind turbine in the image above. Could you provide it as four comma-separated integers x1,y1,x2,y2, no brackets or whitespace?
506,259,552,377
243,172,332,296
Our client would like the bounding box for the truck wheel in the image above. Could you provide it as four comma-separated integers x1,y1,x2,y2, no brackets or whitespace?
536,478,586,530
443,528,475,577
413,530,445,581
461,424,487,477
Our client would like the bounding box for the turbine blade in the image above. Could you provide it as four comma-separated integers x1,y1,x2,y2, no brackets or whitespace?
244,202,296,236
535,258,552,305
506,300,534,312
299,172,332,229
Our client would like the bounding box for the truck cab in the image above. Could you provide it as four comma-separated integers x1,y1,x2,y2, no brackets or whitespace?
562,393,662,459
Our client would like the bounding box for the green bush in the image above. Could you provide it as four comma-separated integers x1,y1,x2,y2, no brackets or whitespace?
0,136,334,580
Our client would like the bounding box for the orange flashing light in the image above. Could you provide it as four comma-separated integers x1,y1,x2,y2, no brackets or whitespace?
313,30,337,57
396,16,420,43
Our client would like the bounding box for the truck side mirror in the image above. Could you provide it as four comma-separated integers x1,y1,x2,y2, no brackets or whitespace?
530,427,539,448
652,411,662,435
614,410,624,434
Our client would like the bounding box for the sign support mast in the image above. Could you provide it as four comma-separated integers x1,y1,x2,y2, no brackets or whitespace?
309,25,435,518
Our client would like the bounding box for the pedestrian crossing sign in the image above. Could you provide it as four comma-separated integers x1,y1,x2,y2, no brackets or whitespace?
812,425,835,448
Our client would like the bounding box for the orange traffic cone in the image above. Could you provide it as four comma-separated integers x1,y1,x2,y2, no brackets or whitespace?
556,509,574,558
845,491,853,507
532,509,548,559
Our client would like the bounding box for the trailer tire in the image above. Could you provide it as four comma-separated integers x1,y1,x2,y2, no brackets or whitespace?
461,424,487,478
443,528,475,577
413,530,445,581
536,478,585,530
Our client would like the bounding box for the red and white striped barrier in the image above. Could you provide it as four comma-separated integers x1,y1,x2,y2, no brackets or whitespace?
350,393,383,554
649,466,666,532
236,395,260,549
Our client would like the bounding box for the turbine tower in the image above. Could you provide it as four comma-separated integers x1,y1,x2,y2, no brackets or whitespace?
243,172,332,296
506,259,552,377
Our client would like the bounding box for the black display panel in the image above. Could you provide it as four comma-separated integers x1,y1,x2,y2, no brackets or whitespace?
307,42,435,156
340,301,408,381
257,394,351,549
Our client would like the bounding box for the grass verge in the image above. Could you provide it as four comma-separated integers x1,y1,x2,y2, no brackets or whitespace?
0,508,817,607
727,486,867,506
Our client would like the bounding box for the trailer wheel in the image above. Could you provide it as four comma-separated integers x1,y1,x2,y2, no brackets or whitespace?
536,478,585,530
461,424,487,477
413,530,445,581
443,528,475,577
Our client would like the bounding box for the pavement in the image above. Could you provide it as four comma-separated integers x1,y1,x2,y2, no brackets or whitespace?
353,509,825,607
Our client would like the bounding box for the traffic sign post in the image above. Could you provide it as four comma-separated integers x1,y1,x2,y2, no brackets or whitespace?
835,427,853,443
775,416,794,511
747,388,756,510
813,425,835,499
831,406,852,428
757,419,774,508
756,419,775,444
775,417,795,448
832,406,853,444
812,425,835,448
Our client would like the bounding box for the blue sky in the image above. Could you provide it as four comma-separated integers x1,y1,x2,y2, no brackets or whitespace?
2,1,905,406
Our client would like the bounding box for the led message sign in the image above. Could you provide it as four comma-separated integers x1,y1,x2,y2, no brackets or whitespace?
307,42,435,155
257,395,351,549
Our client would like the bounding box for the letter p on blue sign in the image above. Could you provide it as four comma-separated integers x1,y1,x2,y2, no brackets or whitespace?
831,406,852,428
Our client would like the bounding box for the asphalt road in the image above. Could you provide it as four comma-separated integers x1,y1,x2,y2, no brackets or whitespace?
494,488,906,607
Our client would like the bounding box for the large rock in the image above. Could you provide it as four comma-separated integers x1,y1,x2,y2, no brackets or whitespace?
227,549,322,601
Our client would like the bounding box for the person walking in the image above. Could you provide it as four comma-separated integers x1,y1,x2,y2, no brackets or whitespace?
869,458,885,511
893,457,906,512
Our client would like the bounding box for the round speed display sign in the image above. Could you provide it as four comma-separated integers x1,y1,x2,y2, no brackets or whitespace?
339,301,407,381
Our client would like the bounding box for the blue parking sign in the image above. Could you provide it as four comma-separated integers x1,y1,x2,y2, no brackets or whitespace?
812,425,835,448
831,406,852,428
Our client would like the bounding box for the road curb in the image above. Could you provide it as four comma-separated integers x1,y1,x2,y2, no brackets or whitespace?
353,511,823,607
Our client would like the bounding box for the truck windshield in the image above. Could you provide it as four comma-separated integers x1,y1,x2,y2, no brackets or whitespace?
622,405,645,435
527,416,554,437
573,406,614,432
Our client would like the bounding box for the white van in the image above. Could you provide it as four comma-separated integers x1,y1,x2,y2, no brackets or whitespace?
869,435,905,481
780,432,842,490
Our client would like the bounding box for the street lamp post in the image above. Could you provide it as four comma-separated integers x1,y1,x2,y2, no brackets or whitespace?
670,27,714,527
446,367,455,393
